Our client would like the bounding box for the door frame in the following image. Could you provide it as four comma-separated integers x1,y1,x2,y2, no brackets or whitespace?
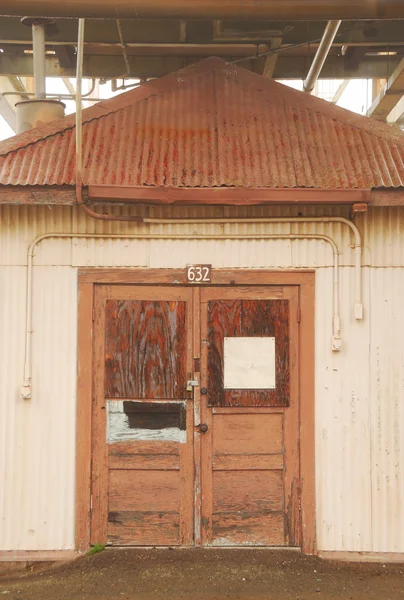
75,269,315,554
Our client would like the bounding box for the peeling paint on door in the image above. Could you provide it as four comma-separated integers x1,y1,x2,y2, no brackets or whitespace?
107,400,187,443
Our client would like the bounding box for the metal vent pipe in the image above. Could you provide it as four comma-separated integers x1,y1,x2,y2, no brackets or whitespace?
303,20,342,94
32,22,46,98
16,17,65,132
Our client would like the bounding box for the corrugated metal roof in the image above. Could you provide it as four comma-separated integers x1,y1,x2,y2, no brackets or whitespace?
0,57,404,190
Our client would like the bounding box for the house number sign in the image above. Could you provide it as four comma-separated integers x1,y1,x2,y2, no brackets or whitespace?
186,264,212,283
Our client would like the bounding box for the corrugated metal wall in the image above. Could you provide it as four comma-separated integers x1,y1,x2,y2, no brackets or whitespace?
0,204,403,552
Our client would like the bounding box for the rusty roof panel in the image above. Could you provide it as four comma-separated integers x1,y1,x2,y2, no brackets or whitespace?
0,58,403,191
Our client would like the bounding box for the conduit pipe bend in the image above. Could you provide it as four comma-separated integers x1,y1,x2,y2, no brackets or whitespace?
143,215,363,320
21,231,341,399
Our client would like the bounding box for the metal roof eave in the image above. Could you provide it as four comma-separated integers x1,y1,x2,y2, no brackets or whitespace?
0,185,376,207
87,185,371,205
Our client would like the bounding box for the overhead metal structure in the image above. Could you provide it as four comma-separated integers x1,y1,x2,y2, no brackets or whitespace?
1,0,404,19
368,57,404,120
1,17,404,81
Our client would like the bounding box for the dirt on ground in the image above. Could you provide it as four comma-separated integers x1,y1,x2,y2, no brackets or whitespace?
0,548,403,600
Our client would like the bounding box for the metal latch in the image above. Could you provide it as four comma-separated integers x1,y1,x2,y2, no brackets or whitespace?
186,380,199,392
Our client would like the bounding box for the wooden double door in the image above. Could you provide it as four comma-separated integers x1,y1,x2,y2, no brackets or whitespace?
91,284,301,547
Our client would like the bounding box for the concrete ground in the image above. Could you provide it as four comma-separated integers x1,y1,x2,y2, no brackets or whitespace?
0,548,403,600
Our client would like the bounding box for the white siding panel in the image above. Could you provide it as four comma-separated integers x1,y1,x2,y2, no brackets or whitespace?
2,204,404,268
71,204,150,267
0,267,26,550
0,266,77,550
149,239,293,268
0,205,404,552
72,238,149,267
149,239,225,268
315,267,372,552
0,206,72,266
369,268,404,552
360,207,404,267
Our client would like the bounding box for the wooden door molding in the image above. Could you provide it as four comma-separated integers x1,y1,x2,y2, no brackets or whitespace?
78,269,315,285
76,282,93,552
76,269,315,554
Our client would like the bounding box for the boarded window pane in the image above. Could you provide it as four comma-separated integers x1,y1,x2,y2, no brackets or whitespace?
208,299,289,407
105,300,186,399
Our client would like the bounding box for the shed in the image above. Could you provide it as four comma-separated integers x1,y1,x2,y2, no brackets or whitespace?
0,58,403,562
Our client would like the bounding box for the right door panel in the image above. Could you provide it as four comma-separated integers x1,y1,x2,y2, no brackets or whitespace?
199,286,300,547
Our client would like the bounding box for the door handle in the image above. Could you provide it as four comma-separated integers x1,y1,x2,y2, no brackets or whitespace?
196,423,209,433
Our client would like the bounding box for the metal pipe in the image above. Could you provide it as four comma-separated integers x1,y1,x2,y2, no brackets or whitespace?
21,228,342,399
3,92,104,101
2,79,99,100
75,19,143,223
70,208,363,316
2,1,404,20
303,20,342,94
145,215,362,320
75,18,84,199
116,19,130,78
32,23,46,99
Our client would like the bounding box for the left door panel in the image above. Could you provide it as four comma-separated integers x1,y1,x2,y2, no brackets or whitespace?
91,286,194,546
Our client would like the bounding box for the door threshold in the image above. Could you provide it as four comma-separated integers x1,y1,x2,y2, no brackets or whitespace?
106,546,302,551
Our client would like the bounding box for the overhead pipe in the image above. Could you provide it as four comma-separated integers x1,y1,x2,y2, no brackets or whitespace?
2,0,404,20
303,20,342,94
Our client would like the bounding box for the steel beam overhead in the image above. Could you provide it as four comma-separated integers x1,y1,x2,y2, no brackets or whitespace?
387,94,404,124
368,57,404,120
0,53,400,81
0,18,403,48
331,79,350,103
262,37,283,79
1,0,404,19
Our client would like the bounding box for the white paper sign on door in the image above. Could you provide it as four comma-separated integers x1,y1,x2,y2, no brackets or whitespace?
223,337,276,389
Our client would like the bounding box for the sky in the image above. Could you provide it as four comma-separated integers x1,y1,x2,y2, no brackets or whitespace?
0,76,374,142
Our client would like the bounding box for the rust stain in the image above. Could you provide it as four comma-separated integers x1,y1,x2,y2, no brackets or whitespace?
0,58,403,191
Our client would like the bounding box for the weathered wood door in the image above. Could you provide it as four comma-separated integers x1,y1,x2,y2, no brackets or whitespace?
91,286,194,546
196,286,300,547
90,283,300,547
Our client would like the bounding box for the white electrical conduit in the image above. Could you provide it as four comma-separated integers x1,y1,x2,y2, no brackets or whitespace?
143,216,363,320
21,230,343,399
